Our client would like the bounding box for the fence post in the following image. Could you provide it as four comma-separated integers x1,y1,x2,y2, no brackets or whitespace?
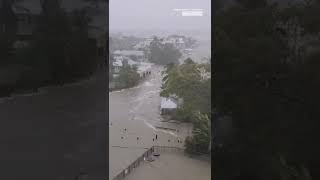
113,146,174,180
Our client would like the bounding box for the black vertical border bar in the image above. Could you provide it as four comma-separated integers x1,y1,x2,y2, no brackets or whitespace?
106,0,110,179
211,0,214,179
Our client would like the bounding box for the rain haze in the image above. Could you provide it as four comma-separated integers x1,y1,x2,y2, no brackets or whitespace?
110,0,211,37
109,1,211,179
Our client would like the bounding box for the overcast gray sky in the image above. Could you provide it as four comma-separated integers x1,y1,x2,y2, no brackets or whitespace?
110,0,211,33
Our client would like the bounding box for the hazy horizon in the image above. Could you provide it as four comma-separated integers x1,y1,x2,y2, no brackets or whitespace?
110,0,211,35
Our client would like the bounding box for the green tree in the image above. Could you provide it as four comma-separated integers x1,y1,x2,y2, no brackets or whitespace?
116,65,140,88
161,58,211,155
185,112,211,155
161,59,211,118
149,36,181,65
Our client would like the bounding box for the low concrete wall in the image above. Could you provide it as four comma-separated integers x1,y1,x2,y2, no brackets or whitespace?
112,147,155,180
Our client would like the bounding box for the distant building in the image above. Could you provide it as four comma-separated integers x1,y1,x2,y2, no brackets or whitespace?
161,36,185,49
127,58,138,66
112,57,123,74
110,53,151,79
198,67,211,80
133,37,153,50
176,38,185,49
184,48,193,55
113,50,145,62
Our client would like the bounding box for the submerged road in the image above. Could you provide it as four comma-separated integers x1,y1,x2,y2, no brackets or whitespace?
109,65,193,179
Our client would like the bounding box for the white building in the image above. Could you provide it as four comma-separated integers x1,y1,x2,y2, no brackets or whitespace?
111,54,151,78
161,37,185,49
112,58,123,74
133,38,153,50
184,48,193,55
176,38,185,49
160,97,178,115
113,50,145,62
127,58,139,66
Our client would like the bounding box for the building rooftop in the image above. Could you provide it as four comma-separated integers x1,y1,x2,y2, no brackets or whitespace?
113,50,144,57
160,97,177,109
128,59,138,66
114,56,123,61
177,38,184,44
113,59,123,67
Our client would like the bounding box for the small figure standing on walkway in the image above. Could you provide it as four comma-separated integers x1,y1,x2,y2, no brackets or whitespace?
137,137,139,140
155,134,158,140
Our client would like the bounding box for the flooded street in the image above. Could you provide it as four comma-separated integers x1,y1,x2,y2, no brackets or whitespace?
109,65,193,179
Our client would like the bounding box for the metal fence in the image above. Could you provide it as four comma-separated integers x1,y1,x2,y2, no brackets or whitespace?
112,146,185,180
112,146,155,180
153,146,185,153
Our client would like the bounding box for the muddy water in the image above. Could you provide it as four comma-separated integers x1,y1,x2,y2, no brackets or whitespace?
125,151,211,180
109,65,193,179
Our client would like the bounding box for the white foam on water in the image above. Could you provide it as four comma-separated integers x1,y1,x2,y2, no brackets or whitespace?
109,89,124,94
143,81,154,87
109,84,143,94
134,116,179,138
131,90,159,103
144,121,158,131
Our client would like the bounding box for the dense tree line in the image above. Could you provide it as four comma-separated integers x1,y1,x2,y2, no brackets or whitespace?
149,36,182,65
214,0,320,179
161,58,211,155
114,64,140,89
